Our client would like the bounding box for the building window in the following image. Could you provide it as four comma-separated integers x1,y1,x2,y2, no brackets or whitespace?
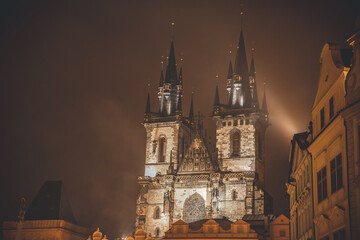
222,122,226,127
234,120,238,126
183,193,205,223
333,228,345,240
155,228,160,237
320,107,325,129
154,207,160,219
317,166,327,203
232,190,237,200
280,230,286,237
232,131,240,156
331,154,343,193
228,121,232,126
329,97,334,119
158,137,166,162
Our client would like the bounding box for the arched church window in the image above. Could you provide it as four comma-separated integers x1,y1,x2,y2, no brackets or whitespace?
155,228,160,237
183,193,205,223
232,190,237,200
232,131,240,156
154,207,160,219
158,137,166,162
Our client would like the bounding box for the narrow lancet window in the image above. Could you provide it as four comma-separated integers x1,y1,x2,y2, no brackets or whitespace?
158,137,166,162
232,131,240,156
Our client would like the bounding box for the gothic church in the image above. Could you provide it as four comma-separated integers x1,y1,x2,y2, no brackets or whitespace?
135,26,272,238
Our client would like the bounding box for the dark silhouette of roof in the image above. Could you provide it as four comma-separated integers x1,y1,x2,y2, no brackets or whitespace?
24,181,77,224
188,218,233,231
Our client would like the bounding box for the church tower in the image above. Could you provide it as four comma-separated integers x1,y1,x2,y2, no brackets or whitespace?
212,26,270,215
136,40,194,237
143,41,192,178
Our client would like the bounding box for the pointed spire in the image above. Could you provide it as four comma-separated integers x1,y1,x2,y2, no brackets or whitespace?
249,49,259,109
165,41,177,84
214,85,220,106
250,50,255,77
227,61,233,79
178,67,183,85
189,95,194,122
176,93,182,112
234,29,249,77
145,92,151,114
158,69,164,87
262,86,268,114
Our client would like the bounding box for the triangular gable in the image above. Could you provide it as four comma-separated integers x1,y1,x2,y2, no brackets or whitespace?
313,43,345,109
172,219,188,225
270,214,289,225
232,219,249,225
329,205,345,219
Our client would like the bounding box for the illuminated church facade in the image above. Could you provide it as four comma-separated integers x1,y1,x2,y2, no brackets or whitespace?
135,27,272,238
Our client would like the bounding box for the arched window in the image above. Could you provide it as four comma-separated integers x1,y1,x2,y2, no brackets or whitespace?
183,193,205,223
155,228,160,237
232,190,237,200
232,131,240,156
158,137,166,162
154,207,160,219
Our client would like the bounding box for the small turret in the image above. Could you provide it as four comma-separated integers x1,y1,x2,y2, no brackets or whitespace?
213,85,220,115
145,92,151,119
262,87,269,122
189,95,194,124
249,51,259,109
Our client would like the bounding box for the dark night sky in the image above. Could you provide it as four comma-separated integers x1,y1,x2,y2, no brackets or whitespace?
0,0,359,238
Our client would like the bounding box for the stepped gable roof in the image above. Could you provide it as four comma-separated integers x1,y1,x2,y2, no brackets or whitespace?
188,218,233,231
24,181,76,224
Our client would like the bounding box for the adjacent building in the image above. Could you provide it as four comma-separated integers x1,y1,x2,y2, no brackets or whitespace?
342,23,360,240
2,181,90,240
287,132,313,240
308,42,352,240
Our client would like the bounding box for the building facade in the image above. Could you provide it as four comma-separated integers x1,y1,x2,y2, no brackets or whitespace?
308,43,353,240
135,27,272,238
342,24,360,240
287,132,314,240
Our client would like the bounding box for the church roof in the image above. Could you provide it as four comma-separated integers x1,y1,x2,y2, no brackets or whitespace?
188,218,233,231
24,181,77,224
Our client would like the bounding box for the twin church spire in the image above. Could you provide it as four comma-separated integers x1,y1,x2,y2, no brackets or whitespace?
145,24,268,123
